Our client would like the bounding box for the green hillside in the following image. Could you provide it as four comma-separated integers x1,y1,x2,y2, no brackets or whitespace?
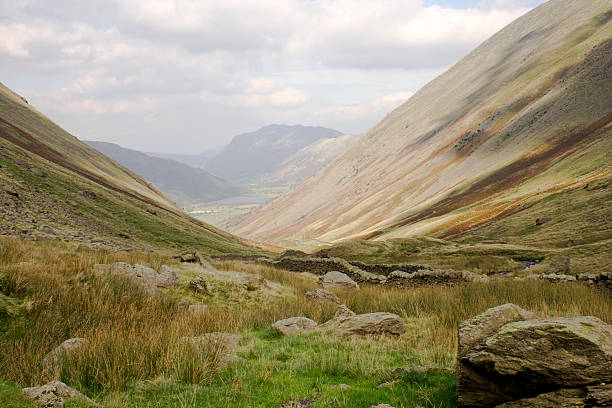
0,82,259,255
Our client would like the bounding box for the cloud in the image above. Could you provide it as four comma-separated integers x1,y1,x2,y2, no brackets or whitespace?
0,0,539,153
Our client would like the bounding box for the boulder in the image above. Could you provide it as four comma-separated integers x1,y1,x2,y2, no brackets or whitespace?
188,276,210,295
317,305,405,338
305,288,340,304
535,217,552,226
457,305,612,407
95,262,173,295
156,265,179,288
272,317,318,335
535,273,576,283
457,304,538,357
41,338,89,377
319,271,359,291
22,381,99,408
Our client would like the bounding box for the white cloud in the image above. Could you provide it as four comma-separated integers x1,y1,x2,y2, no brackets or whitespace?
0,0,541,153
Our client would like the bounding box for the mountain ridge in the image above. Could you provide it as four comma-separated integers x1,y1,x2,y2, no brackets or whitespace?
231,0,612,249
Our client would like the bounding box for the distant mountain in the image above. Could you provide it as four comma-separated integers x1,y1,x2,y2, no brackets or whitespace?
204,125,343,183
146,146,225,167
264,133,358,186
232,0,612,250
0,81,256,253
84,141,245,206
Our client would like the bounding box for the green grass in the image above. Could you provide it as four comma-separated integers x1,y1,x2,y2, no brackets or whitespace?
0,382,33,408
1,238,610,407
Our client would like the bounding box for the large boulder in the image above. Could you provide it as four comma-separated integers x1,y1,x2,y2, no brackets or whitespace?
457,304,538,357
272,317,318,335
319,271,359,291
41,338,89,377
317,305,405,338
94,262,179,295
457,304,612,407
305,288,340,304
22,381,99,407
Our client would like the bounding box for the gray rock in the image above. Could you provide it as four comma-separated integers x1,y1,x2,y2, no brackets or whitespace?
458,304,538,358
305,288,340,304
317,305,405,338
457,305,612,407
22,381,99,407
156,265,179,288
94,263,158,295
41,338,89,377
329,384,350,390
319,271,359,291
272,317,318,335
28,167,45,177
188,276,210,295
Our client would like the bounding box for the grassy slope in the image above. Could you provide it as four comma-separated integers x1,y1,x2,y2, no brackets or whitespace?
1,239,610,407
231,0,612,253
0,83,260,255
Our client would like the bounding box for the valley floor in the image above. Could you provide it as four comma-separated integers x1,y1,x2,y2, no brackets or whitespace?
0,238,610,407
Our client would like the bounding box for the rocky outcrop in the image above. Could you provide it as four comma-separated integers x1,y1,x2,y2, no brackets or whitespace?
527,273,576,283
305,288,340,304
318,271,359,291
272,317,318,335
457,304,612,407
22,381,99,408
236,274,269,291
188,276,210,295
317,305,405,338
94,262,178,295
41,338,89,378
385,269,487,287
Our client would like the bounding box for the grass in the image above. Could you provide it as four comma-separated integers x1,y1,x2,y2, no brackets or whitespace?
1,237,610,407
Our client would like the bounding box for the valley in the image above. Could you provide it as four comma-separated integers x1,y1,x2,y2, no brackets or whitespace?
1,0,611,407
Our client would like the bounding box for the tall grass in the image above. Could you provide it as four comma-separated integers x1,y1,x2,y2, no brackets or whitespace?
1,237,610,399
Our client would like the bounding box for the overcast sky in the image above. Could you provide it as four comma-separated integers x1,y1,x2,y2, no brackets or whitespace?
0,0,545,154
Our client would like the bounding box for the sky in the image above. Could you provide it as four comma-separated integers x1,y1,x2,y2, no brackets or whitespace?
0,0,545,154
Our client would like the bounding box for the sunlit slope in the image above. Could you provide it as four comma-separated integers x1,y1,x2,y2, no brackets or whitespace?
232,0,612,248
0,82,257,254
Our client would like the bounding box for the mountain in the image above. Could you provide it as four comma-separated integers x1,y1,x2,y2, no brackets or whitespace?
204,124,343,184
145,146,225,167
84,141,244,206
231,0,612,250
0,81,258,254
263,133,358,186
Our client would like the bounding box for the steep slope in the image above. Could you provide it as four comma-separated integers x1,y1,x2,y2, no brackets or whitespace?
204,124,343,183
232,0,612,249
84,141,245,206
263,133,358,186
0,82,258,254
